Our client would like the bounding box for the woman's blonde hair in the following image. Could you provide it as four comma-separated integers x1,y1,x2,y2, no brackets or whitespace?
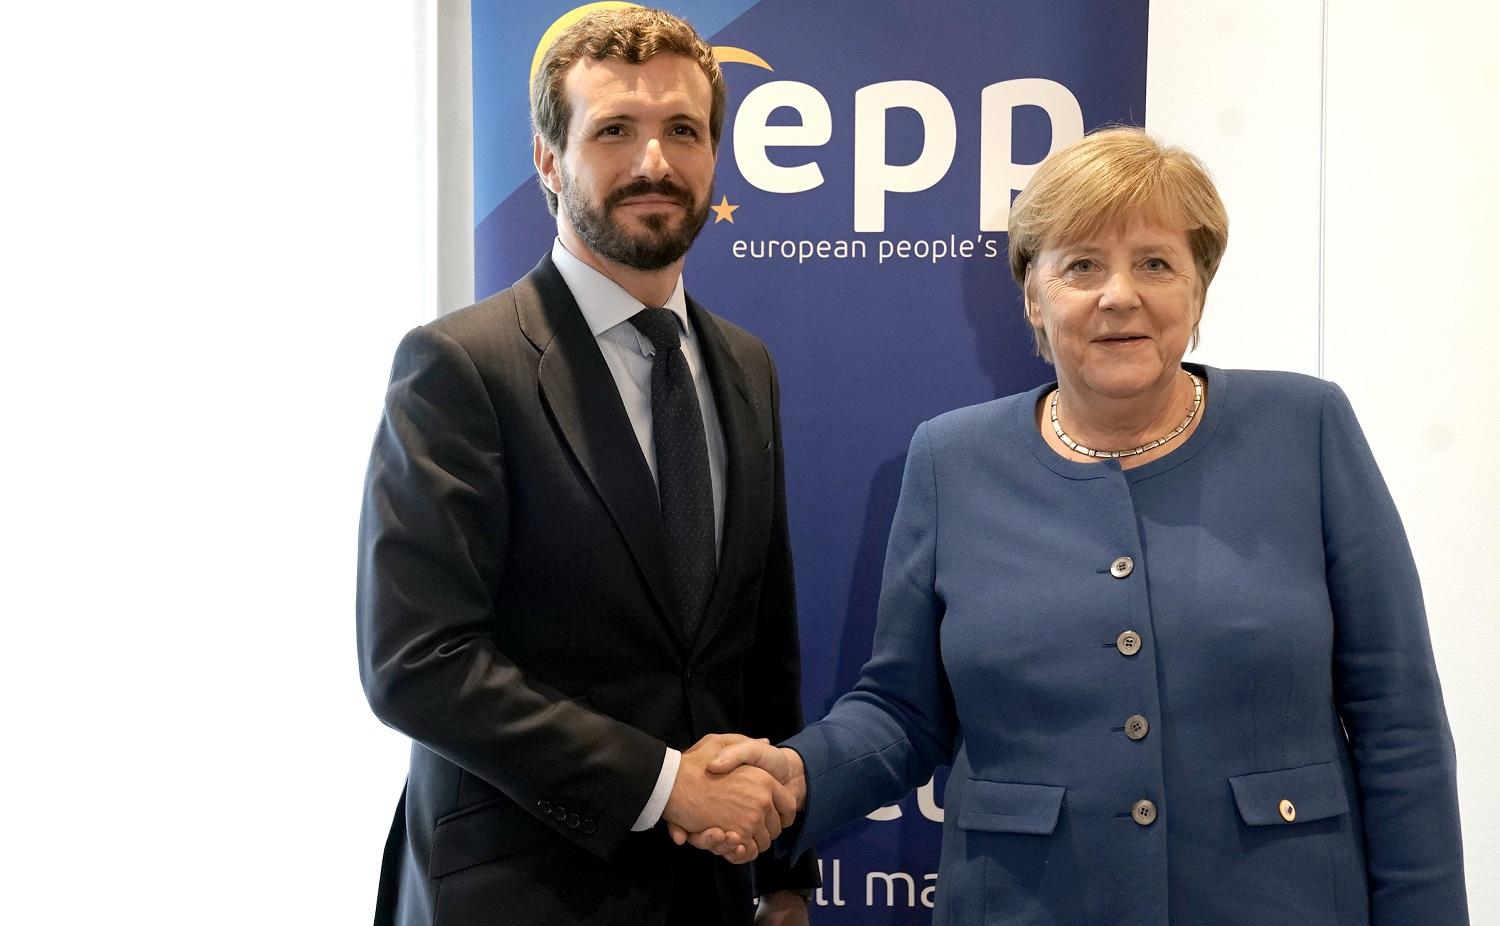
1008,127,1229,360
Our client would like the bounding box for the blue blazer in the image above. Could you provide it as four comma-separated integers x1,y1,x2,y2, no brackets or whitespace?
785,366,1466,925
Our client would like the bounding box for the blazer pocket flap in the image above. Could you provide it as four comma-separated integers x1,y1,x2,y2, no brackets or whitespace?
1228,761,1349,827
957,779,1065,835
429,796,552,878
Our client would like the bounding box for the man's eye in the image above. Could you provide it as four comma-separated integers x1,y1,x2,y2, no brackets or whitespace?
599,125,623,136
670,125,697,136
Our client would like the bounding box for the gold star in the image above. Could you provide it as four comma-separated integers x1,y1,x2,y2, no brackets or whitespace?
710,194,740,224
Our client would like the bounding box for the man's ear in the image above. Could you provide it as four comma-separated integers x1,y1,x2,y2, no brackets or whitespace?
534,135,561,195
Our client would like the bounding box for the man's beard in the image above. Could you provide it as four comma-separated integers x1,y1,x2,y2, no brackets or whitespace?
561,175,711,271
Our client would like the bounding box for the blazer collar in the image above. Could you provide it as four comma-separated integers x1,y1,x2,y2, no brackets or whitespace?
517,254,685,650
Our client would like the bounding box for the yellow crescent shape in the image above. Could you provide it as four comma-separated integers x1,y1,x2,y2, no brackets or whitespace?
712,46,774,71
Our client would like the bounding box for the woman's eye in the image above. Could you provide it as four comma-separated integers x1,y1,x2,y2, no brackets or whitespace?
1068,259,1096,273
1143,257,1170,271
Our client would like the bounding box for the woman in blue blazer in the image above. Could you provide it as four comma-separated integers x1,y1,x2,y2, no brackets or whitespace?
691,128,1468,924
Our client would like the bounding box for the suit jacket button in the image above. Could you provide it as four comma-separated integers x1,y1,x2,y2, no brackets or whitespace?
1110,556,1135,578
1279,799,1297,822
1116,630,1142,655
566,813,581,829
1132,799,1157,825
536,800,552,814
583,819,598,835
552,805,568,821
1124,714,1150,740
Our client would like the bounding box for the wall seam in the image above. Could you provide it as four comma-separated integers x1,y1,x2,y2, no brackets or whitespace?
1318,0,1329,378
437,0,475,316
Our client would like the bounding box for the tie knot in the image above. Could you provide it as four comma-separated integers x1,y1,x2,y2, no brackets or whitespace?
629,307,682,353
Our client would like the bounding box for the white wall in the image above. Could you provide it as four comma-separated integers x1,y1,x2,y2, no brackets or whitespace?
4,2,428,922
1321,2,1500,913
3,2,1492,923
1153,0,1500,917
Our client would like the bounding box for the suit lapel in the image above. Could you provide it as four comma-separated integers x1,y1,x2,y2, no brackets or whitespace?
516,255,688,652
688,298,771,657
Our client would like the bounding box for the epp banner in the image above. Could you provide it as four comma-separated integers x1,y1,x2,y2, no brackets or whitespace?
471,1,1148,920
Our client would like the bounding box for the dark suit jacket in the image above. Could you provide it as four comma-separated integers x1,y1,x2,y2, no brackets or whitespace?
357,254,817,925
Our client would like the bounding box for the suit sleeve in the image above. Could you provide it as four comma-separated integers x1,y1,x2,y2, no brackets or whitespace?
1320,382,1468,923
356,324,666,859
740,344,822,894
783,421,958,859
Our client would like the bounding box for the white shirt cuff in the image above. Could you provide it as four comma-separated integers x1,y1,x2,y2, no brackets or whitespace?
630,747,681,831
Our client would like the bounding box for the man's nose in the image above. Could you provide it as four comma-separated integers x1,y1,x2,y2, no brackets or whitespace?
633,138,671,181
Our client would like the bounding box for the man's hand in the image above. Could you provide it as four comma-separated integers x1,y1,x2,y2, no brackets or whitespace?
662,734,796,862
756,890,811,925
669,739,808,862
709,740,806,809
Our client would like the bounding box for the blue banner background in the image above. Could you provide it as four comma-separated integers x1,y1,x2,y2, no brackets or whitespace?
471,2,1148,919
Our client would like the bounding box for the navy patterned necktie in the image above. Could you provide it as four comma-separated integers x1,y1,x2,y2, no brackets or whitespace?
629,307,716,638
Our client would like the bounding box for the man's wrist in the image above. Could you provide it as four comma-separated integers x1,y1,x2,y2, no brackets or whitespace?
631,747,681,831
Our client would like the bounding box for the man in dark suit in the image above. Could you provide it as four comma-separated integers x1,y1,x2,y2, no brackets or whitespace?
357,7,817,926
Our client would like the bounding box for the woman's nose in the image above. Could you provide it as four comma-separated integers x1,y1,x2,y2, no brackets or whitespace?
1099,271,1141,310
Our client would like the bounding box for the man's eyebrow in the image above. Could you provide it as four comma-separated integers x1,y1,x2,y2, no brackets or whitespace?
581,112,708,134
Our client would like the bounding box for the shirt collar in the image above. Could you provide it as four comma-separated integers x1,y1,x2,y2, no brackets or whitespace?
551,238,689,338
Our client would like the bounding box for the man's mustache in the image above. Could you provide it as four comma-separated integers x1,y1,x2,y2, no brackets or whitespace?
604,179,693,210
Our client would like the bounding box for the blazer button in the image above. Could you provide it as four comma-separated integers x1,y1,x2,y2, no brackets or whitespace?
1124,714,1150,740
1116,630,1142,655
1279,799,1297,822
1110,556,1135,578
566,813,581,829
582,819,598,835
552,805,568,821
536,800,552,815
1132,799,1157,825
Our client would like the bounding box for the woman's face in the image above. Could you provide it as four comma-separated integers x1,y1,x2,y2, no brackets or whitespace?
1027,210,1201,403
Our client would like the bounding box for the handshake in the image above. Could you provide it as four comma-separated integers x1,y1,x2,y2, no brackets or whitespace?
661,733,807,863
